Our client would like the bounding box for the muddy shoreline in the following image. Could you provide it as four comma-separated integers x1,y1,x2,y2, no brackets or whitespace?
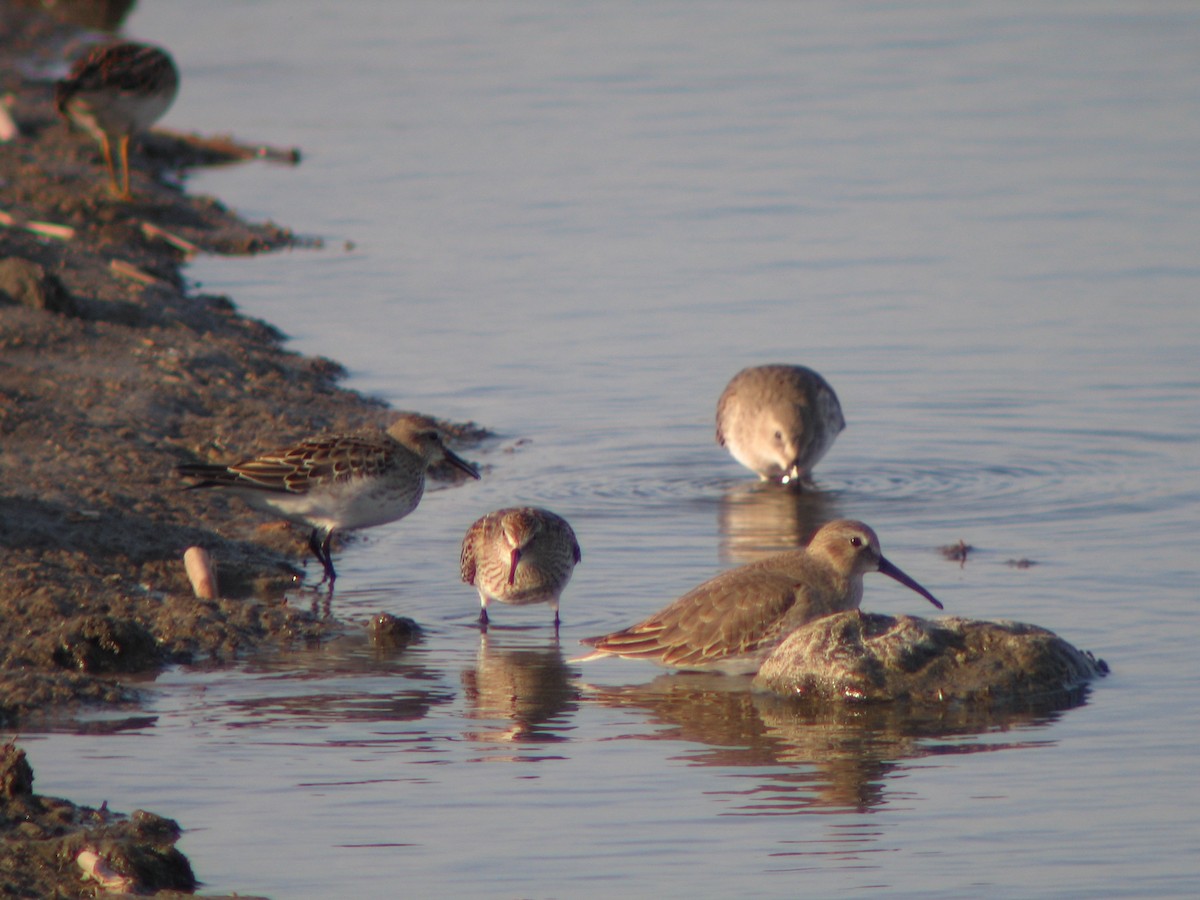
0,5,457,894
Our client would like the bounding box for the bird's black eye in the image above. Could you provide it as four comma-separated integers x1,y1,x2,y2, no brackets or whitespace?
774,430,783,442
849,536,863,547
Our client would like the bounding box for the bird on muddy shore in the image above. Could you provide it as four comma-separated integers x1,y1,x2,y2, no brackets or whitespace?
178,418,480,589
460,507,581,630
716,364,845,485
576,519,942,675
55,41,179,199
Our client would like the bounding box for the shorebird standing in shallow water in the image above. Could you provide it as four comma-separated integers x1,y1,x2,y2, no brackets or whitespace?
461,507,581,630
576,519,941,675
55,41,179,199
178,418,480,589
716,364,845,485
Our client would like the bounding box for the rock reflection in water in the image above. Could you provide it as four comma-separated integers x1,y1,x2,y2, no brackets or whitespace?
588,673,1080,813
461,633,579,749
717,481,839,564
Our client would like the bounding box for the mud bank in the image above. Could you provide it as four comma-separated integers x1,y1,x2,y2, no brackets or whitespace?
3,2,351,721
0,5,471,894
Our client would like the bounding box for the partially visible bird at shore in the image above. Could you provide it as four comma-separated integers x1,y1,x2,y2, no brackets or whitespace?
576,519,941,675
716,364,845,485
460,507,581,629
55,41,179,199
178,418,481,588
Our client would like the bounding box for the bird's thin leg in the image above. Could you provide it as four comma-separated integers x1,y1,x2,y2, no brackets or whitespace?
553,605,560,635
99,132,120,197
309,529,337,589
117,133,132,199
478,604,489,631
307,528,324,566
320,531,337,590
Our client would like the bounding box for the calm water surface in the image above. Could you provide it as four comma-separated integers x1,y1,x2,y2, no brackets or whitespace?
23,2,1200,897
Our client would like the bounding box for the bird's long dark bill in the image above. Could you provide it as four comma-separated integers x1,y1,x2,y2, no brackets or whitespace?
878,557,944,609
508,548,521,586
446,449,481,480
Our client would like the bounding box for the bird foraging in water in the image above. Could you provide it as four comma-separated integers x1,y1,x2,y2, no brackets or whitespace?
716,364,845,485
577,519,941,675
178,419,480,588
55,41,179,199
461,507,581,629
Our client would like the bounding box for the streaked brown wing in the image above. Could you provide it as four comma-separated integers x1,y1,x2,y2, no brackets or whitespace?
228,435,395,493
81,44,171,92
583,569,801,666
459,516,492,584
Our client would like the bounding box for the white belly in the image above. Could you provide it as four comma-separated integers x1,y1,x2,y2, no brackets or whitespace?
240,477,423,533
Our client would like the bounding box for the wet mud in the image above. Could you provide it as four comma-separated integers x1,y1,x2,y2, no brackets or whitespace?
0,5,454,894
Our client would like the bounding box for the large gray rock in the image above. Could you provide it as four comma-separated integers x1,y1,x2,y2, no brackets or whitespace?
753,612,1107,704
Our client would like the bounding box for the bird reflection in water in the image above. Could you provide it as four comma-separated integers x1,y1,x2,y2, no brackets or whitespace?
585,673,1081,813
461,633,579,750
717,480,838,565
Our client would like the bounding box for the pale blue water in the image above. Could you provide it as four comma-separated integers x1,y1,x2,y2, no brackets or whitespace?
22,2,1200,897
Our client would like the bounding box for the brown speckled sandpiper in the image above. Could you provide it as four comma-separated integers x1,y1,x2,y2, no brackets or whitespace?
55,41,179,199
178,418,480,588
577,519,941,675
716,364,845,485
461,507,581,629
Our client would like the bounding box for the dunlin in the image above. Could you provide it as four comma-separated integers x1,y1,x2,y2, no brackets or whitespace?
461,507,581,628
178,418,480,587
577,519,941,675
55,42,179,199
716,364,845,485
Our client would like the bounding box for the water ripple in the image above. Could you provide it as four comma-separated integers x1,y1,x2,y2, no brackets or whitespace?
834,459,1086,504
